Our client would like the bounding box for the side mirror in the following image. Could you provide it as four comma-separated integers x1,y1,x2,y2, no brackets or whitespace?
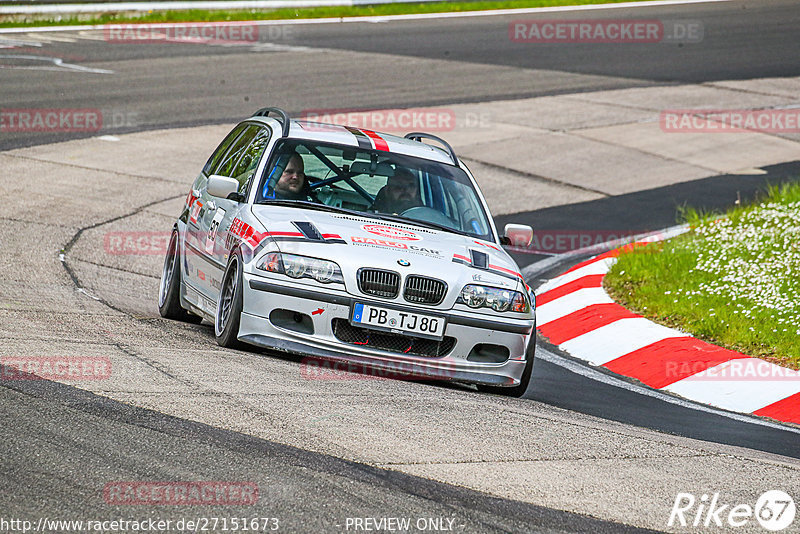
503,223,533,247
207,174,240,199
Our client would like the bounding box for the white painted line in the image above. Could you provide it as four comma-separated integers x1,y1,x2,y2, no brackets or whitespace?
664,359,800,413
0,0,734,32
536,346,800,434
536,287,613,326
0,54,113,73
536,256,614,294
559,317,688,366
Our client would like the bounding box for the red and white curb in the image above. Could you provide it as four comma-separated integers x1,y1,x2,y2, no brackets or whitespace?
535,237,800,426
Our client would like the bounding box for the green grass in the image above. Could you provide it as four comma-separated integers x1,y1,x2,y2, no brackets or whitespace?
605,181,800,369
0,0,649,28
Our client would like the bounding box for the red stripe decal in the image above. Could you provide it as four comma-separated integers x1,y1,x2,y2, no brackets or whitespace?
362,129,390,151
453,254,471,263
474,240,501,251
488,264,521,278
245,231,270,248
321,233,342,239
753,392,800,424
269,231,306,237
603,337,747,389
538,303,638,345
537,274,605,306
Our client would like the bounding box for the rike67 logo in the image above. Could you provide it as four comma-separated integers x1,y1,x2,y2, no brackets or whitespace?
668,491,795,531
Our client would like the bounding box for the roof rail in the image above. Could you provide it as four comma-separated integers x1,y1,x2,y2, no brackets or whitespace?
252,107,290,137
404,132,458,165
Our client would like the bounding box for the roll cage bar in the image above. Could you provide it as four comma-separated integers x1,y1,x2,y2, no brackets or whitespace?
252,107,291,138
404,132,458,166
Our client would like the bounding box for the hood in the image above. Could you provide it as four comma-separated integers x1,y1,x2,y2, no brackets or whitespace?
250,205,524,294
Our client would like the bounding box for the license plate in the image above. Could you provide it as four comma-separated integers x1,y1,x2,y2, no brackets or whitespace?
351,303,446,340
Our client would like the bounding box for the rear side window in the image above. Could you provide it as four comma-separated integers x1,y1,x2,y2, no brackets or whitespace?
203,123,247,176
213,125,260,178
231,128,271,193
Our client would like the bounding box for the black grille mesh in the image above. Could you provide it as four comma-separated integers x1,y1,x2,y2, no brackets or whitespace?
403,275,447,305
358,269,399,298
332,319,455,358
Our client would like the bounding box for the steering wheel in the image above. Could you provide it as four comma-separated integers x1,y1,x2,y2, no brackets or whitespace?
399,206,455,227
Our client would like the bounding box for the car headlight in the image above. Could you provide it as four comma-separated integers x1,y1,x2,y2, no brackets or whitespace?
257,252,344,284
459,284,529,313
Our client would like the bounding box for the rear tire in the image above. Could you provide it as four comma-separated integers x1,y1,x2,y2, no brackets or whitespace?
215,251,245,349
478,330,535,397
158,229,201,323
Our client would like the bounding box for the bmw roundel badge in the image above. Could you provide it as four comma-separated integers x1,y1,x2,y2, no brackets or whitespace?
397,259,411,267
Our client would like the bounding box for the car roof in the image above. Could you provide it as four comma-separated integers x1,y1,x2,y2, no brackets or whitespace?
247,116,456,166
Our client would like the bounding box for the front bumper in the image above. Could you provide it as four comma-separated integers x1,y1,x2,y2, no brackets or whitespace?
239,273,534,386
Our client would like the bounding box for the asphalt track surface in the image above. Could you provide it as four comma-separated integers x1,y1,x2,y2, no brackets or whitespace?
2,1,800,532
2,0,800,150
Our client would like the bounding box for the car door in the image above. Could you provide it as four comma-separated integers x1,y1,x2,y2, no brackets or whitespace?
183,123,248,301
210,126,272,280
192,124,260,300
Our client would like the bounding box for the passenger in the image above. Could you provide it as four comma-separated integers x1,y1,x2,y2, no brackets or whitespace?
372,168,422,214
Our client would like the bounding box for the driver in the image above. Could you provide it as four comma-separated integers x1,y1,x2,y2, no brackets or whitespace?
273,152,311,200
371,168,422,214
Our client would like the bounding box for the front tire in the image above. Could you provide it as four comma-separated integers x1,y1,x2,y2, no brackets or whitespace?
159,229,200,323
215,251,245,349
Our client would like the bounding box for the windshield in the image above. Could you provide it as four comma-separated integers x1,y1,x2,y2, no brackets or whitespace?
255,139,495,241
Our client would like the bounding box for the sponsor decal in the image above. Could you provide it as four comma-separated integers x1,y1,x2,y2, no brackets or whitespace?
362,224,421,241
351,236,442,257
189,200,203,224
352,236,407,249
227,217,270,249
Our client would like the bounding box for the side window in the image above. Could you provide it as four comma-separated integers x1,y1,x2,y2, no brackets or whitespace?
203,124,247,176
231,128,271,193
213,125,260,178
